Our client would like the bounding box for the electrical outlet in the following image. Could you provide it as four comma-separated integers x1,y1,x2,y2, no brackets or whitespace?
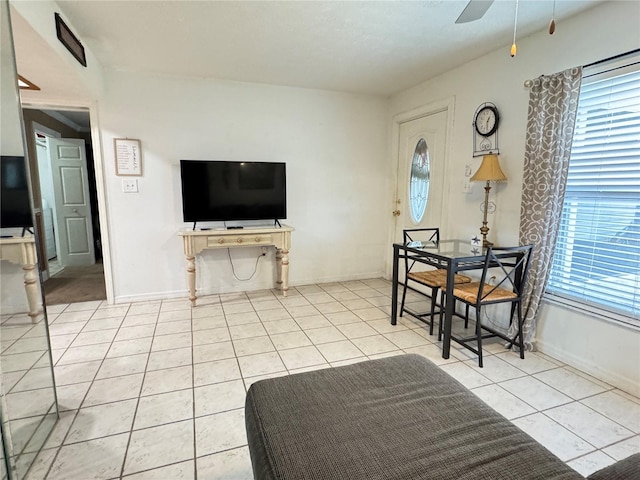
122,179,138,193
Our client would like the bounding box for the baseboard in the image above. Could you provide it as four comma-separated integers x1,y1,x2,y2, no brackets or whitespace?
291,271,387,288
114,290,187,304
536,338,640,398
113,272,388,305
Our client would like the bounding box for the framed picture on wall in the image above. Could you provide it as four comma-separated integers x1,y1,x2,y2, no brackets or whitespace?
114,138,142,176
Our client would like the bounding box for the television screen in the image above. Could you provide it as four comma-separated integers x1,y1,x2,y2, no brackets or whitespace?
1,156,33,229
180,160,287,222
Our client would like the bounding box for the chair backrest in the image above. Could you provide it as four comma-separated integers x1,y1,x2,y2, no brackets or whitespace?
403,228,439,247
403,228,440,275
477,245,534,301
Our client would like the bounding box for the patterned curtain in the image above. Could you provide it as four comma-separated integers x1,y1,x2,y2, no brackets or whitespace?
514,67,583,350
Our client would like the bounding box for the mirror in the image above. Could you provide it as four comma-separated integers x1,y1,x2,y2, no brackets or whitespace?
1,2,58,479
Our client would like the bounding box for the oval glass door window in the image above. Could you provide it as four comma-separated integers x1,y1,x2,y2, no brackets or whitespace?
409,138,430,223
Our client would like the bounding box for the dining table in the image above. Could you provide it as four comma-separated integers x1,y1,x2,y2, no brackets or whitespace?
391,239,489,359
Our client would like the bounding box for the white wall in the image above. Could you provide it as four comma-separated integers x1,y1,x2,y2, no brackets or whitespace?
1,0,22,156
537,301,640,397
388,1,640,395
11,0,104,104
99,71,389,302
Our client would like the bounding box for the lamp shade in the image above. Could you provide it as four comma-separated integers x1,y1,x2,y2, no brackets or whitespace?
470,154,507,182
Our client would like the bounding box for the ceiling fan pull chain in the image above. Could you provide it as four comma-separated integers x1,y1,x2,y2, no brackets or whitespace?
549,0,557,35
510,0,519,57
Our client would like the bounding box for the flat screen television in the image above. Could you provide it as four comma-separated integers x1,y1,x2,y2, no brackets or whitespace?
180,160,287,224
1,155,33,229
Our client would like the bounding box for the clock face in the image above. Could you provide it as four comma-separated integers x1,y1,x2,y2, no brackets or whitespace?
475,106,499,137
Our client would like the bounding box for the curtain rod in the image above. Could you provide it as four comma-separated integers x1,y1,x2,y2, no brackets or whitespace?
584,60,640,79
583,48,640,68
524,48,640,88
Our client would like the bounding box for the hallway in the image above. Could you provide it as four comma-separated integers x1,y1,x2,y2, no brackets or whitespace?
44,263,106,305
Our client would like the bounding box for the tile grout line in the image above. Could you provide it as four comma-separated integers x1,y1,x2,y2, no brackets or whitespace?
191,299,198,480
37,306,95,480
257,291,342,373
87,301,147,480
42,304,134,480
574,397,638,440
238,293,292,390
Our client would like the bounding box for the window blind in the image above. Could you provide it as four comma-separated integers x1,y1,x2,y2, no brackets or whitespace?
547,63,640,321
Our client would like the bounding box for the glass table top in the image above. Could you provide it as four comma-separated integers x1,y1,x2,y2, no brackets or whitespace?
394,239,486,259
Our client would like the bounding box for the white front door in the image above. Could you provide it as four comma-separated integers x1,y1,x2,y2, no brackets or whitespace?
394,110,449,242
49,138,95,267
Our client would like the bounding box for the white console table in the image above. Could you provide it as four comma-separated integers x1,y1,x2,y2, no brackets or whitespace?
178,225,294,306
0,236,40,320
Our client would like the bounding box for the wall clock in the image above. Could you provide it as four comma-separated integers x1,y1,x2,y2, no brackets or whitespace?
473,102,500,157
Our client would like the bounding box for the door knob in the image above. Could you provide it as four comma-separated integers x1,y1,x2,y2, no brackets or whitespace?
72,208,78,213
392,210,401,217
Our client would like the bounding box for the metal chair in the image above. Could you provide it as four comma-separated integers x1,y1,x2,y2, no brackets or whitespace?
450,245,534,367
399,228,471,335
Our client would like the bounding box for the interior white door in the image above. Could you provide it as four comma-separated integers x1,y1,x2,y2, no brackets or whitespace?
35,140,57,260
49,138,95,267
394,110,448,242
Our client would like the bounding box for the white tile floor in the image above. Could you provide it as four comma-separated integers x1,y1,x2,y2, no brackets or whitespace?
3,278,640,480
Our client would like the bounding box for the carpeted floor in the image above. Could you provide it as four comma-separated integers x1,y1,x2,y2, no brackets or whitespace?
44,263,106,305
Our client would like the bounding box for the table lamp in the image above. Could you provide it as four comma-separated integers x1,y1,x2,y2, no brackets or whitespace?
470,153,507,248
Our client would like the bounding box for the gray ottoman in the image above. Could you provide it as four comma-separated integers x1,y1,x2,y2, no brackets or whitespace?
246,354,595,479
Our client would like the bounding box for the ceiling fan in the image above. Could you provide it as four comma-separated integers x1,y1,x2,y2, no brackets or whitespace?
455,0,495,24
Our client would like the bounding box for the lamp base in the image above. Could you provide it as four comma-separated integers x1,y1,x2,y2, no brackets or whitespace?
479,181,493,250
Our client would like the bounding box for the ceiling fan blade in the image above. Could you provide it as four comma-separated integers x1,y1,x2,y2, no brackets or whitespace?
455,0,495,24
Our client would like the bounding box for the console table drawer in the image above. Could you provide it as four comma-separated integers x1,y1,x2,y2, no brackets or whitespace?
207,234,273,247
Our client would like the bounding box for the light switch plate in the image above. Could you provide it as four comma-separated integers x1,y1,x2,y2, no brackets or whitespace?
122,178,138,193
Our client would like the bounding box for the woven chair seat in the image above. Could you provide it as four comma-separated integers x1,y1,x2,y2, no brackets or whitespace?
453,282,517,304
407,270,472,288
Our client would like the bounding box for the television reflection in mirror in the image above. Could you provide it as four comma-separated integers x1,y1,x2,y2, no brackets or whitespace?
1,155,33,235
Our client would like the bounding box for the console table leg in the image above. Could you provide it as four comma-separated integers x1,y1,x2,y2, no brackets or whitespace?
23,263,40,322
276,249,283,288
280,249,290,297
186,254,197,307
